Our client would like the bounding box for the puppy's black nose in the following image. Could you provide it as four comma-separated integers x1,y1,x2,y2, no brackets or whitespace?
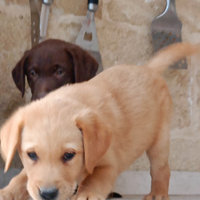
39,188,58,200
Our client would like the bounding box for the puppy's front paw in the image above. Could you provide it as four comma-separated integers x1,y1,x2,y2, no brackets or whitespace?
72,192,105,200
0,190,13,200
143,194,170,200
0,189,29,200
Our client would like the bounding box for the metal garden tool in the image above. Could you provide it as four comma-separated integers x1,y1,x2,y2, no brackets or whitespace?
75,0,103,74
29,0,53,47
151,0,187,69
40,0,53,43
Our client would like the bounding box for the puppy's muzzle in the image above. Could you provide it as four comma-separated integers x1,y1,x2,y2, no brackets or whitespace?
39,187,59,200
32,91,48,101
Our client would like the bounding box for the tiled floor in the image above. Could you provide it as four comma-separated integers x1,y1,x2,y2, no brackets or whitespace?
113,171,200,197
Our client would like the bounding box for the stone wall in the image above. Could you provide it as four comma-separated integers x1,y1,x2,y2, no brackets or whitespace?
0,0,200,171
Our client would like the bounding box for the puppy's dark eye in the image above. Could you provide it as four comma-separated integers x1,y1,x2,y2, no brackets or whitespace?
27,152,38,161
30,70,37,78
56,68,65,76
62,152,75,162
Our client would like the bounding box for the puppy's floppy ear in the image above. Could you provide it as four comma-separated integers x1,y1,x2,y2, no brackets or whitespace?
67,45,99,82
76,110,112,174
12,51,29,97
0,109,24,172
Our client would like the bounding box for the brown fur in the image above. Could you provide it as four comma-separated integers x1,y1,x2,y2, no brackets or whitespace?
12,39,98,100
0,43,198,200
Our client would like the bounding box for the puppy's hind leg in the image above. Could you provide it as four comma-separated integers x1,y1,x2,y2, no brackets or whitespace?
143,124,171,200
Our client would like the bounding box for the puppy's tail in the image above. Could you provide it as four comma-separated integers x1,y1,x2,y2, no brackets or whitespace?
146,42,199,74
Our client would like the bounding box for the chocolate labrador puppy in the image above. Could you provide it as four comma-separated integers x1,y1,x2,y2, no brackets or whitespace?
12,39,98,100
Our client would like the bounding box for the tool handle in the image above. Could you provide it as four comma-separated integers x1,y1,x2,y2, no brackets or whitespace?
167,0,176,10
88,0,98,12
42,0,53,5
40,3,50,40
88,0,99,5
163,0,177,16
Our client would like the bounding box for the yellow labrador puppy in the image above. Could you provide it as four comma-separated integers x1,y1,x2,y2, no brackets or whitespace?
0,43,198,200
